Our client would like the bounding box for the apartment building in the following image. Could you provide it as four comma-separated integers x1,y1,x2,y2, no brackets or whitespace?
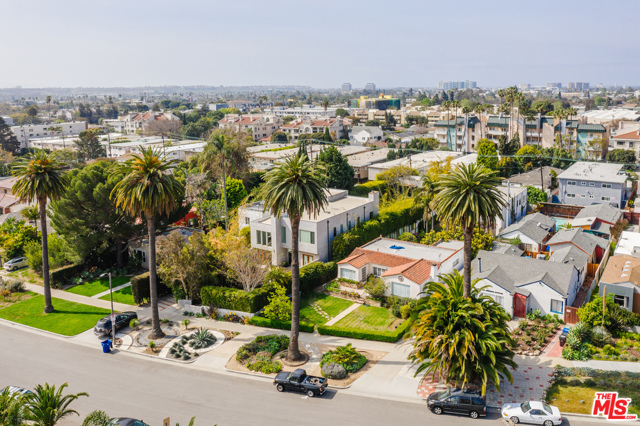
218,114,283,143
434,117,481,151
122,112,180,134
11,121,88,147
268,106,337,118
239,189,380,266
557,162,627,207
279,118,345,142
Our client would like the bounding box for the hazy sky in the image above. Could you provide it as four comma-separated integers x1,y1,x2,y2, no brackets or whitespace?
2,0,639,89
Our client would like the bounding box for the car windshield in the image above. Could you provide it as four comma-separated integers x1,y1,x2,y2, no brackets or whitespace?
520,402,531,412
438,388,452,399
542,403,552,414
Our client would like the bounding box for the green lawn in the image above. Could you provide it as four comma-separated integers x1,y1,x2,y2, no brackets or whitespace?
66,276,130,297
99,285,135,305
547,383,640,416
0,295,113,336
333,305,396,331
300,294,353,325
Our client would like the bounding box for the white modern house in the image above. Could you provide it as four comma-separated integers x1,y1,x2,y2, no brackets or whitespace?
614,231,640,258
337,238,463,299
472,250,581,320
349,126,384,146
494,185,527,234
239,189,380,266
11,121,88,147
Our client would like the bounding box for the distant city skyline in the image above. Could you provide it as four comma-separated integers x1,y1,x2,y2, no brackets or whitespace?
1,0,639,89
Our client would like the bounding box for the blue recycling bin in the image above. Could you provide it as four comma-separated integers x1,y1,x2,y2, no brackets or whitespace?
101,339,111,353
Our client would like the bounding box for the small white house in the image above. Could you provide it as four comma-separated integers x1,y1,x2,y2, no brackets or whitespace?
349,126,384,146
337,237,463,299
472,250,581,320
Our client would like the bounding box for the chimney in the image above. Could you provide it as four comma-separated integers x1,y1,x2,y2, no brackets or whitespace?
368,191,380,207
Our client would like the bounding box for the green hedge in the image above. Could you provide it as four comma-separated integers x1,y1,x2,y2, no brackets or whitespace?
300,261,337,294
317,319,412,342
331,200,422,261
201,284,275,313
50,264,85,287
249,316,314,333
130,272,172,305
349,180,387,197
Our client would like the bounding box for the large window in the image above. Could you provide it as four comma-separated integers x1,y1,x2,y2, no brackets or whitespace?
614,294,628,309
256,230,272,246
340,268,356,280
550,299,563,314
373,267,387,277
391,282,410,298
281,226,286,244
299,230,315,244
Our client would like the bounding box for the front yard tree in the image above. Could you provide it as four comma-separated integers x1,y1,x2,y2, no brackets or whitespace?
258,153,327,362
433,163,505,298
410,271,517,394
316,146,355,191
50,161,142,267
12,151,68,313
112,147,184,339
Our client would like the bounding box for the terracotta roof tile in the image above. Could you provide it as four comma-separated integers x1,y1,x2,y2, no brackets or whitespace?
382,259,432,284
337,247,415,269
613,131,640,140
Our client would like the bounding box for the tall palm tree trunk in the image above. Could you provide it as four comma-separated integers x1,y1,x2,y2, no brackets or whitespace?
462,224,473,298
146,212,164,339
288,215,302,361
221,158,228,231
40,198,53,313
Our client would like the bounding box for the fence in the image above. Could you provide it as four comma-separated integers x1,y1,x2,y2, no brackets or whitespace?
539,202,583,218
564,306,579,324
585,243,612,304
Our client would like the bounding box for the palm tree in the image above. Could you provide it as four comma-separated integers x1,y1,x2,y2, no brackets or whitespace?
410,271,516,394
534,102,547,144
81,411,110,426
442,101,452,149
415,174,437,232
0,387,27,426
24,383,88,426
111,147,183,339
201,133,230,230
462,106,472,152
257,95,268,112
474,104,485,138
451,100,461,151
12,151,68,313
432,163,505,298
321,98,329,114
258,153,327,361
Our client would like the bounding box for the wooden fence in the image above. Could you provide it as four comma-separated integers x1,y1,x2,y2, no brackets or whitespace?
564,306,579,324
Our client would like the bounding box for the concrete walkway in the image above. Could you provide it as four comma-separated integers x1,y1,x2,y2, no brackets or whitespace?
324,302,360,326
93,282,131,298
573,359,640,372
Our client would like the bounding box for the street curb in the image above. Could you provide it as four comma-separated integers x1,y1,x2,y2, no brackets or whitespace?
222,366,351,389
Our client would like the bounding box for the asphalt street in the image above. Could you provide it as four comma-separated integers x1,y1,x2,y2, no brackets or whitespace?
0,323,617,426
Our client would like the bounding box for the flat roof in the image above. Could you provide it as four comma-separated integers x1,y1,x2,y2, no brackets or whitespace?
557,161,627,184
361,238,458,263
347,149,392,167
369,151,463,171
614,231,640,257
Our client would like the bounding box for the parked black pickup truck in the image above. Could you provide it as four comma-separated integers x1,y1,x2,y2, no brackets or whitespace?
273,369,327,397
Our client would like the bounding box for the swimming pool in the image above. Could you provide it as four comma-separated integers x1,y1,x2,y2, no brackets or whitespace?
553,217,569,228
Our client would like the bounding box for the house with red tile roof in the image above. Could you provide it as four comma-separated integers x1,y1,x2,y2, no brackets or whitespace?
218,114,283,143
279,117,346,142
337,237,463,298
123,111,180,134
611,130,640,159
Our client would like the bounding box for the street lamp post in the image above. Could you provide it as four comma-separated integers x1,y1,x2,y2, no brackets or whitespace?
100,272,115,347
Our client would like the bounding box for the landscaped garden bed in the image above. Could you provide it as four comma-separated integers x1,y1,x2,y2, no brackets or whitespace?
309,343,387,387
166,327,221,361
0,280,33,309
513,316,563,356
0,295,112,336
590,332,640,361
229,334,290,375
547,366,640,416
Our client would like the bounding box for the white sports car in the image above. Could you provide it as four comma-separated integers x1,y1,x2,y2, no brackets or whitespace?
501,401,562,425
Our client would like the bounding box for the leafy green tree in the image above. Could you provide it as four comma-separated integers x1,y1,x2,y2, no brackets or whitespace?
74,129,106,161
0,117,20,153
24,233,72,272
475,139,498,170
365,119,381,127
397,232,416,242
578,294,640,335
316,146,355,191
606,149,636,165
410,271,516,394
50,161,142,268
258,153,327,361
531,100,553,115
420,226,494,257
415,174,437,231
335,108,349,118
111,147,184,339
498,134,520,156
263,284,292,321
364,275,386,300
323,127,333,142
24,383,88,426
0,218,39,259
12,151,68,313
270,131,288,143
433,163,505,297
526,186,547,204
222,177,248,210
515,145,541,169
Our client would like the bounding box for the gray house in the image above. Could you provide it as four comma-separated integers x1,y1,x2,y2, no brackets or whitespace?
599,255,640,314
557,162,627,207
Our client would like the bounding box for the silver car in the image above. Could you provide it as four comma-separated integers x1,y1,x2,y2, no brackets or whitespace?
501,401,562,425
3,257,28,271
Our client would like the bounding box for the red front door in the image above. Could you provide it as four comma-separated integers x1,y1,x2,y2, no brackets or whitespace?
513,293,527,318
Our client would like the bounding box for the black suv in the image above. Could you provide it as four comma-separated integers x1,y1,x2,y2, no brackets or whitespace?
427,387,487,419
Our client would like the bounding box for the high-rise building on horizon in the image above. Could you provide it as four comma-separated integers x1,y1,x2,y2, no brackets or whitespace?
567,82,589,91
546,82,562,89
364,83,376,92
437,80,477,90
341,83,352,92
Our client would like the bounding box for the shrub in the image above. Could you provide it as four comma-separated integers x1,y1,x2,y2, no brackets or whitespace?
349,180,387,197
50,263,85,287
200,284,276,313
584,378,597,387
263,284,292,321
249,316,315,333
364,276,386,301
317,319,412,343
247,357,282,374
602,344,617,356
321,362,348,379
591,326,612,348
299,261,337,294
578,295,640,335
400,304,412,319
397,232,416,242
562,346,590,361
567,322,591,348
130,272,172,305
5,280,25,293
